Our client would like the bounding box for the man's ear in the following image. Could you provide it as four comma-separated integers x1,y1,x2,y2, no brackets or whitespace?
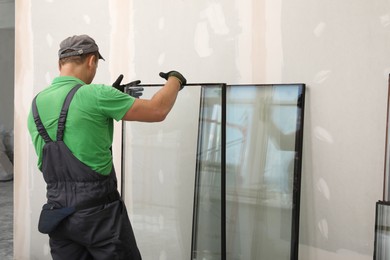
87,54,97,67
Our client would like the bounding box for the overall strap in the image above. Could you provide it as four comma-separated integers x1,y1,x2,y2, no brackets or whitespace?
57,84,83,141
32,96,52,143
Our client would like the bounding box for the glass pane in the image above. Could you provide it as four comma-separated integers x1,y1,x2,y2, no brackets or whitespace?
122,85,202,260
122,83,305,260
374,201,390,260
225,84,304,260
384,77,390,200
192,85,224,260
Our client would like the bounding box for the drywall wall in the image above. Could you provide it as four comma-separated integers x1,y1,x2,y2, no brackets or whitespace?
14,0,390,259
281,2,390,259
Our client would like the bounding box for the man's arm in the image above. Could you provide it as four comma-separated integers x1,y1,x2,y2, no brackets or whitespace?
122,72,186,122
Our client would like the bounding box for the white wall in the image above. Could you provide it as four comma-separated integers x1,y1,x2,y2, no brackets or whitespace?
14,0,390,259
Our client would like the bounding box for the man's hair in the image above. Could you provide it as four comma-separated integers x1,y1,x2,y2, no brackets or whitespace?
59,50,99,66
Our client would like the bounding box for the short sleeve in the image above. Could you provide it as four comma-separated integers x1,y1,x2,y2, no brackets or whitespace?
94,85,135,121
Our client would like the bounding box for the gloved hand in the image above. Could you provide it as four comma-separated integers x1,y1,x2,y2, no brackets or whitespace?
112,74,144,98
159,71,187,90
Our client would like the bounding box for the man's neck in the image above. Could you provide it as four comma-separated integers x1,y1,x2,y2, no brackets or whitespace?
60,64,89,83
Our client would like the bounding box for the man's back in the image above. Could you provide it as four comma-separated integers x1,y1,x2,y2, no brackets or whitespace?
27,75,134,175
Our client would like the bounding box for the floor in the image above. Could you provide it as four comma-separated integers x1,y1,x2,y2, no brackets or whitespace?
0,180,13,260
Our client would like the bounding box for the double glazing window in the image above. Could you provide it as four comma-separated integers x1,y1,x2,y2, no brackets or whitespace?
122,83,305,260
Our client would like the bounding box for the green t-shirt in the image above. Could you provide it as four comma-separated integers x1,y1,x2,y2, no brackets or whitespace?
27,76,135,175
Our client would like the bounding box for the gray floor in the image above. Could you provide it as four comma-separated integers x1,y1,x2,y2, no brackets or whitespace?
0,180,13,260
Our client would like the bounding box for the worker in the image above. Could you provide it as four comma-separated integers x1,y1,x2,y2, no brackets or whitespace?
27,34,186,260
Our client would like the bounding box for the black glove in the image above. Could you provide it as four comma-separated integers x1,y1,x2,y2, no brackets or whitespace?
112,74,144,98
159,71,187,90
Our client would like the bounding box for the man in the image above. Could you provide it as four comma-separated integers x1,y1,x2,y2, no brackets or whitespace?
27,34,186,260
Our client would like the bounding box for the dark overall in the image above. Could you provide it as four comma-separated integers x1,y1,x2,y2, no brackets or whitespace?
32,84,142,260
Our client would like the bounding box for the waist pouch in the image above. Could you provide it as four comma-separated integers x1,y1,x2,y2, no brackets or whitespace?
38,204,76,234
38,191,120,234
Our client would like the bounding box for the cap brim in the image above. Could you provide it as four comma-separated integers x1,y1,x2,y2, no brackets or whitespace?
98,51,105,61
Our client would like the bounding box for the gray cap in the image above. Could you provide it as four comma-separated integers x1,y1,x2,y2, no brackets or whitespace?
58,35,105,60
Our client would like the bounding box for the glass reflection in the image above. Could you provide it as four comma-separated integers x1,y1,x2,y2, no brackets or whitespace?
225,85,304,260
192,85,224,260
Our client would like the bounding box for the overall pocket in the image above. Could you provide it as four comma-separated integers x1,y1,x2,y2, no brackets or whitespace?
38,203,75,234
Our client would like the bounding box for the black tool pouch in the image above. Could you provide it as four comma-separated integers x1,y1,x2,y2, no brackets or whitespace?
38,204,76,234
37,191,120,234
